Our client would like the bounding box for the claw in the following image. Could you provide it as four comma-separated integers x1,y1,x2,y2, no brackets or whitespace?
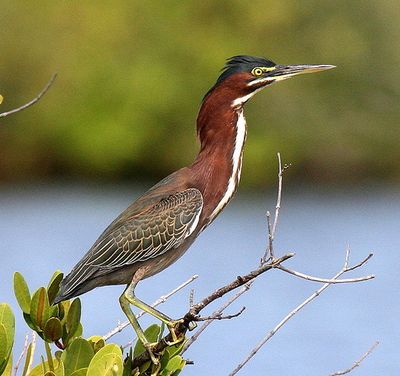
188,321,197,331
144,342,160,365
164,319,185,345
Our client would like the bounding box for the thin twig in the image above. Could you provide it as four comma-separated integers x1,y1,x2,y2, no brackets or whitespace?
0,74,57,118
229,250,374,375
26,332,36,376
276,264,374,284
103,274,198,341
194,307,246,321
13,333,29,376
262,152,289,263
186,253,294,319
329,341,379,375
183,282,252,353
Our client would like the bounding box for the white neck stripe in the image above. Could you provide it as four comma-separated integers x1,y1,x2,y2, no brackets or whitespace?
209,110,247,221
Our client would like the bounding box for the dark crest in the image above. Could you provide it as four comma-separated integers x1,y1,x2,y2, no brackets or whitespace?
203,55,276,101
216,55,276,86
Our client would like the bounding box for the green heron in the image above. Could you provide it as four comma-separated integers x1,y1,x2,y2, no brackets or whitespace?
54,55,334,363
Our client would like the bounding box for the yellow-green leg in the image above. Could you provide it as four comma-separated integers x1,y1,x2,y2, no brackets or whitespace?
119,271,185,364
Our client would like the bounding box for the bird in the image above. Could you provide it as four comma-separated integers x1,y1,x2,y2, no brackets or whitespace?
54,55,334,363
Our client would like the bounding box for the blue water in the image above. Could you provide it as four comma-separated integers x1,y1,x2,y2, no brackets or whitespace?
0,184,398,375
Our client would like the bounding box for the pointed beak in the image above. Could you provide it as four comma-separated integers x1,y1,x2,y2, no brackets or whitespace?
270,64,335,81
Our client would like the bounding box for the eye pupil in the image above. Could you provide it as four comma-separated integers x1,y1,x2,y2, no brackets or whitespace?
252,68,263,76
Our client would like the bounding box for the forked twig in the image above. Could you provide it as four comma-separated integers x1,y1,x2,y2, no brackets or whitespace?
229,249,374,375
329,341,379,375
0,74,57,119
194,307,246,321
103,274,198,341
276,264,374,284
183,282,251,352
262,152,290,263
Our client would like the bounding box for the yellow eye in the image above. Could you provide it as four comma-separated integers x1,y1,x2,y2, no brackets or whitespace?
251,67,264,76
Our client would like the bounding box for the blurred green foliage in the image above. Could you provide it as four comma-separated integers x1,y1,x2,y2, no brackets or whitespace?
0,1,399,187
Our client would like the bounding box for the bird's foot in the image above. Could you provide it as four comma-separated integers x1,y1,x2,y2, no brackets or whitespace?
143,342,160,365
164,319,186,346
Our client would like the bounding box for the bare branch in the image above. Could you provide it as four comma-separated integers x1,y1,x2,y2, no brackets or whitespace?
262,152,289,263
14,333,29,376
0,74,57,119
186,253,294,319
183,282,252,353
132,254,294,368
229,249,374,375
329,341,379,375
276,264,375,284
103,274,198,341
193,307,246,322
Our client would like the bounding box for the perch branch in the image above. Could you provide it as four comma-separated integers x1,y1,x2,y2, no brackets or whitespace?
103,274,198,341
183,282,252,353
229,249,374,375
328,341,379,375
132,253,294,368
0,74,57,118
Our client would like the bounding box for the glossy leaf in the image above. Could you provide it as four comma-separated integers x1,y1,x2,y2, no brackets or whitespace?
23,313,37,331
30,287,50,330
29,358,64,376
13,272,31,314
61,338,94,376
2,352,12,376
86,344,123,376
70,368,88,376
133,324,161,357
66,299,81,337
0,303,15,375
87,336,105,353
44,317,63,342
47,271,63,305
0,324,9,374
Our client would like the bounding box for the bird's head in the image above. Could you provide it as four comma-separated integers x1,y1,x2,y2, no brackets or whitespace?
204,55,335,108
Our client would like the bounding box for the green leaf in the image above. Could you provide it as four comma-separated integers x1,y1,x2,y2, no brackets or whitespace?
66,299,81,337
70,368,87,376
133,324,161,357
164,355,185,375
61,338,94,376
87,336,105,353
45,342,55,371
13,272,32,314
2,352,12,376
0,324,9,374
23,313,38,331
0,303,15,374
29,358,64,376
165,341,184,359
44,317,63,342
86,344,123,376
47,271,63,305
30,287,50,330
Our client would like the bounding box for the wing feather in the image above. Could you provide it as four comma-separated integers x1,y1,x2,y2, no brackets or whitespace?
60,188,203,297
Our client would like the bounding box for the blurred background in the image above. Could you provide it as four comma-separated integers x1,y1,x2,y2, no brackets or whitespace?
1,1,399,375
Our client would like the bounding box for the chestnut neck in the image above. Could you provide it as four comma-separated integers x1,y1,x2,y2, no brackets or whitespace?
190,82,248,223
